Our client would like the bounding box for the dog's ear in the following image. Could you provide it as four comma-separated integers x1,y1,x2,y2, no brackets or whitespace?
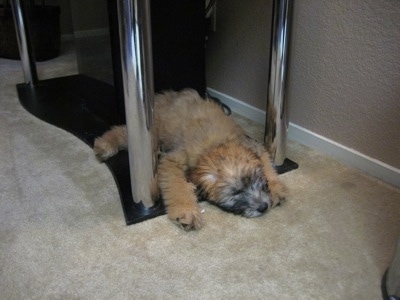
190,170,218,186
203,173,218,184
189,170,218,200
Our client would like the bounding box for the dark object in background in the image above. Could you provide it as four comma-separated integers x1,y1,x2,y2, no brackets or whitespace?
108,0,205,97
0,0,60,61
107,0,206,123
150,0,206,95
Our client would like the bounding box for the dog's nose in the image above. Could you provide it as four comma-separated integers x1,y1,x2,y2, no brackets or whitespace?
257,202,269,213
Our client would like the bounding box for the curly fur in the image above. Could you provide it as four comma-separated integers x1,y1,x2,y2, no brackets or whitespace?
94,89,287,230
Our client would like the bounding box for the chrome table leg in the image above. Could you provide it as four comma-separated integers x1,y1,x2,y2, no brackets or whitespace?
116,0,157,208
264,0,295,173
10,0,38,86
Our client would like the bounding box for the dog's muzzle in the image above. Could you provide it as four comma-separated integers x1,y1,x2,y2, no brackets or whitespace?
256,202,269,213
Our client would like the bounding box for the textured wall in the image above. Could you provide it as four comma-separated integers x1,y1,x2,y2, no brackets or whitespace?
288,0,400,168
206,0,400,169
206,0,272,110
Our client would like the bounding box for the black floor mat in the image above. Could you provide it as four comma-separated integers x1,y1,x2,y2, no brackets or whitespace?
16,74,165,225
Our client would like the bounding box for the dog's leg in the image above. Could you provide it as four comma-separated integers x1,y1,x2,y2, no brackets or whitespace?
158,152,203,230
259,152,288,207
93,125,127,160
245,138,287,207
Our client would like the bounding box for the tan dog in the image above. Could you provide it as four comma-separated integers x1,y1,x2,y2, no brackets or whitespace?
94,89,287,230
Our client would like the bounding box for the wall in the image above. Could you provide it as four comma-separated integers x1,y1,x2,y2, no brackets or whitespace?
69,0,109,32
287,0,400,169
46,0,74,35
206,0,273,110
206,0,400,177
47,0,108,35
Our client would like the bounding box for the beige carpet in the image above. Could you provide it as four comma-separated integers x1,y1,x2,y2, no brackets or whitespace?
1,42,399,299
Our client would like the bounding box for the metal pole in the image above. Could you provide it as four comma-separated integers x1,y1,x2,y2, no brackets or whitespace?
10,0,38,86
264,0,292,166
116,0,156,208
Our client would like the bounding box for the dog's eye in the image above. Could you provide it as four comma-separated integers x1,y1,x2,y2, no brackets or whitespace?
233,189,243,196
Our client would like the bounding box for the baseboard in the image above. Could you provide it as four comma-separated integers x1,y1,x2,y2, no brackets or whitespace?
73,28,109,39
61,34,75,42
206,87,400,188
61,29,109,42
288,124,400,188
206,88,266,124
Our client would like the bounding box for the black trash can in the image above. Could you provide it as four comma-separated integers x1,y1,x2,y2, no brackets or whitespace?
0,1,60,61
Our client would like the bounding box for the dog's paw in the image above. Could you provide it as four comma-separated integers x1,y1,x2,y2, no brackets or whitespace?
168,205,204,231
93,137,118,161
268,180,288,208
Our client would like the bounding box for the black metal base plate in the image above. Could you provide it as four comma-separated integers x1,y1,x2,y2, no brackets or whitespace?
16,75,165,225
16,74,297,224
275,158,299,175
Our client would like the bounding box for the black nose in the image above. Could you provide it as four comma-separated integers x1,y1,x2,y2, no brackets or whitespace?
257,202,269,213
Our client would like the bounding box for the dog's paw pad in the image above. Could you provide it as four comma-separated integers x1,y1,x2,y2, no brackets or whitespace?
93,138,118,161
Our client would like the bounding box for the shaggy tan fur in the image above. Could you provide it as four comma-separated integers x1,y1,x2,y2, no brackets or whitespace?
94,89,287,230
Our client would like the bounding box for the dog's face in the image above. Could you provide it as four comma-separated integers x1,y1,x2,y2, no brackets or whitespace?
190,142,271,217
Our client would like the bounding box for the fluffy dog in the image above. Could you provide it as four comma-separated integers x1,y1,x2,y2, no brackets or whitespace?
94,89,287,230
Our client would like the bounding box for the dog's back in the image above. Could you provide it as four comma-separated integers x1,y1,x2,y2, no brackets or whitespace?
154,89,245,157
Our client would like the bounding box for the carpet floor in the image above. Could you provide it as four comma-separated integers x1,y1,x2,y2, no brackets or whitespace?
1,41,399,299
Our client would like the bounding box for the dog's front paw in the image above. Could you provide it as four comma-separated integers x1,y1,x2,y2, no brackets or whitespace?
93,137,118,161
268,180,288,208
168,205,204,231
